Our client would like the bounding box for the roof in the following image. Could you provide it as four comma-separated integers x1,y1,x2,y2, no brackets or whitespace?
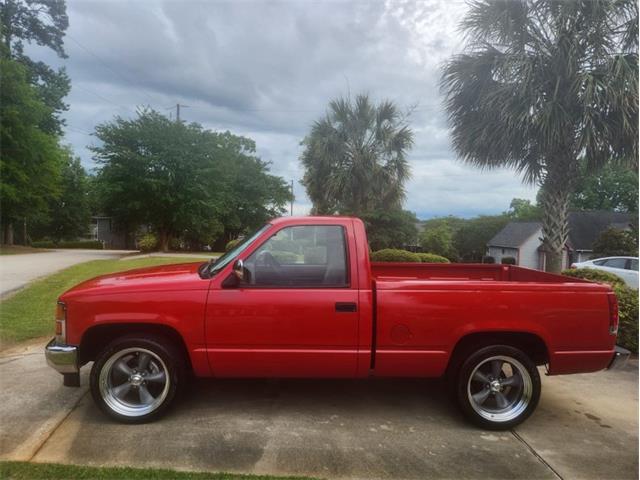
487,222,541,248
487,211,636,250
567,211,635,251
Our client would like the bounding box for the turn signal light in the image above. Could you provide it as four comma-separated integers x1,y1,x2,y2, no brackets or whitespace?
55,302,66,341
607,292,619,335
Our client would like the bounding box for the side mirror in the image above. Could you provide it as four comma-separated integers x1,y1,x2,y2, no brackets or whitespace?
233,259,244,281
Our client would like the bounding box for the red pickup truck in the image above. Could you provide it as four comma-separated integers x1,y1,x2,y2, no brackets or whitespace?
46,216,629,429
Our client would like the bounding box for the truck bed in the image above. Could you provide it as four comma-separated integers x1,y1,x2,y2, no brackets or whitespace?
371,262,590,284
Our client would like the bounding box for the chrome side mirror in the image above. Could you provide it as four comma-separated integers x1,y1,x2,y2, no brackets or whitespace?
233,259,244,281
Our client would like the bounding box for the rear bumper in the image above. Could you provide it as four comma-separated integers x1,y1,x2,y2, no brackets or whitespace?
45,338,79,374
607,346,631,370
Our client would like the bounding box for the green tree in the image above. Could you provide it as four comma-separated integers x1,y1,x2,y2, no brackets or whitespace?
505,198,541,220
31,150,91,241
570,164,639,212
1,0,70,135
0,56,63,244
300,94,413,215
454,215,511,262
361,209,419,251
442,0,638,272
93,110,291,251
592,227,638,257
419,222,458,260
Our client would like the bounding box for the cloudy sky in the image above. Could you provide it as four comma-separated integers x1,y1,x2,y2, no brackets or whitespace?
42,0,538,219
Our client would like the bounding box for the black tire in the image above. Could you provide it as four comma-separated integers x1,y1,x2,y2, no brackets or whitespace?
455,345,541,430
90,334,184,423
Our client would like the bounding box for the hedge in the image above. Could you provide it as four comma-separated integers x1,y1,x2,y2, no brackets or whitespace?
501,256,516,265
31,240,103,250
482,256,495,264
561,267,626,288
562,268,638,352
370,249,421,262
415,252,450,263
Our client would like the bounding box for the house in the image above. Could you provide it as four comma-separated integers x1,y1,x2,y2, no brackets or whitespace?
90,216,130,249
486,211,636,270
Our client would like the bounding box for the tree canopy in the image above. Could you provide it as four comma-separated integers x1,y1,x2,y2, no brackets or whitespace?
442,0,638,272
300,94,413,215
570,164,639,213
93,110,291,251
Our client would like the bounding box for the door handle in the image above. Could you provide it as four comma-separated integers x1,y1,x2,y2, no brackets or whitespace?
335,302,357,313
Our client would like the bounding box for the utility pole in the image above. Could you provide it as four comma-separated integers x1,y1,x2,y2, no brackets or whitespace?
174,103,189,122
290,180,294,216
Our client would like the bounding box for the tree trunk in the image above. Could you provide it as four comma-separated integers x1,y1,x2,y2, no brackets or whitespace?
158,230,170,252
539,172,572,273
3,222,14,246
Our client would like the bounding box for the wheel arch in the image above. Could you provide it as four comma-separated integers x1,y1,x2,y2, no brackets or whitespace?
446,331,549,378
79,323,193,373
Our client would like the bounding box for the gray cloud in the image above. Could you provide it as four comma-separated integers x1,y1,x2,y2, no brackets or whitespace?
36,0,538,219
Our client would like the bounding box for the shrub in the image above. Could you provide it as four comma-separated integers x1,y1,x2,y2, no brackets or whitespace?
271,251,299,264
370,249,420,262
138,233,158,252
562,268,638,352
615,285,639,353
561,268,626,288
416,252,450,263
169,237,182,251
501,256,516,265
225,239,241,251
482,256,495,264
31,240,103,249
592,227,637,257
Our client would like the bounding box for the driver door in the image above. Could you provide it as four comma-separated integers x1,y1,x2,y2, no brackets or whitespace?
205,224,360,378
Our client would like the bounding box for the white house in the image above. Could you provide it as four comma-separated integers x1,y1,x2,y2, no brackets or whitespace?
486,211,636,270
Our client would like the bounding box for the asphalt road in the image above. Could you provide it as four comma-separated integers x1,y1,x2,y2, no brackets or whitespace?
0,249,132,297
0,340,637,480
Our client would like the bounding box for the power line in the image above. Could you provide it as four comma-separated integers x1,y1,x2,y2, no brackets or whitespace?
72,83,135,114
66,33,156,106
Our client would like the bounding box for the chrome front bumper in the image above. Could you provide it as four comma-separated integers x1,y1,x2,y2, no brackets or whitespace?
45,338,79,374
608,346,631,370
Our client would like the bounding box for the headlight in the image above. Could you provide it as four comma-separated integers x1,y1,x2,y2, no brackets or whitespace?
55,301,66,343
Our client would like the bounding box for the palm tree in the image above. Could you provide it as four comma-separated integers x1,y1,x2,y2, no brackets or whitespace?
300,94,413,215
441,0,638,272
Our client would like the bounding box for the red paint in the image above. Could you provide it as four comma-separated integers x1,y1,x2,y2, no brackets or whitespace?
60,216,617,379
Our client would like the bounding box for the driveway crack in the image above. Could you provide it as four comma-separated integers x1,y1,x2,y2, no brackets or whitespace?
511,429,563,480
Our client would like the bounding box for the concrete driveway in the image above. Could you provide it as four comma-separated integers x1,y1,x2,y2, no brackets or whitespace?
0,341,637,479
0,249,133,297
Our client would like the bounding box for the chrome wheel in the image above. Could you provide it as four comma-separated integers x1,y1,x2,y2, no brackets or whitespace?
467,355,532,423
98,347,170,417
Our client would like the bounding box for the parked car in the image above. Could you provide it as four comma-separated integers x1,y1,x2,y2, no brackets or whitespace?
571,256,639,289
46,216,629,429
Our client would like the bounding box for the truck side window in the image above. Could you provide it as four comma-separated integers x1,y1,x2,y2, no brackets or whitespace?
244,225,348,287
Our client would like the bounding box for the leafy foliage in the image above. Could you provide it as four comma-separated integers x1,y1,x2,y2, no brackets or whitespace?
592,227,638,257
0,56,63,243
361,209,419,251
93,110,291,251
31,240,102,249
415,253,450,263
505,198,541,221
0,0,71,135
562,267,638,352
455,215,511,262
442,0,638,272
370,249,420,262
419,222,458,260
137,233,158,253
225,239,241,252
501,256,517,265
30,150,91,241
561,267,626,288
570,164,639,212
301,94,413,215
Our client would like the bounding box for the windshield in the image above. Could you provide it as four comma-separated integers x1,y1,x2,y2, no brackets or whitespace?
205,224,271,277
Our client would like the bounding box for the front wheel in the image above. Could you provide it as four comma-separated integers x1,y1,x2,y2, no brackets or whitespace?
456,345,541,430
90,335,183,423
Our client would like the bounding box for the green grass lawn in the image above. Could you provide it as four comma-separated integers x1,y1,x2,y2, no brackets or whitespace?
0,245,48,255
0,461,313,480
0,256,209,345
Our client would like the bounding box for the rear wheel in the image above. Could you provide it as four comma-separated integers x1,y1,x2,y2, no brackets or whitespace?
90,335,183,423
456,345,540,430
